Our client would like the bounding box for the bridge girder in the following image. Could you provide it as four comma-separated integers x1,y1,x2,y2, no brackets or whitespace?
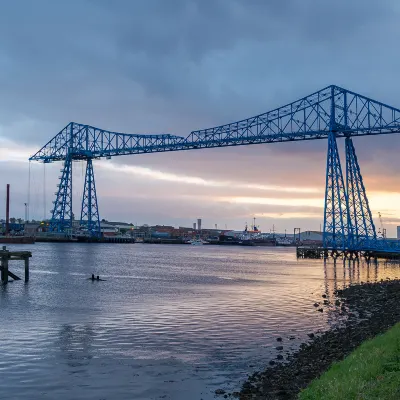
30,85,400,163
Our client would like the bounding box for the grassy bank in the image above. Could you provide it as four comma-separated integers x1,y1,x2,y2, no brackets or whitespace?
299,323,400,400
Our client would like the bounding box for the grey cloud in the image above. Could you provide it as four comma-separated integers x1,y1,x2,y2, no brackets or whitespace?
1,0,398,142
1,0,400,234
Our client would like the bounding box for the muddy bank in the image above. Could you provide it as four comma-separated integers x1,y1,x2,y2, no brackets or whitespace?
233,279,400,399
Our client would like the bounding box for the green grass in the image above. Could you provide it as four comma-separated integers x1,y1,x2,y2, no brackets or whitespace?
299,323,400,400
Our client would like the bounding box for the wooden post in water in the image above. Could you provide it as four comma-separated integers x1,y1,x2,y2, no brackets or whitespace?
24,256,29,282
1,246,9,283
0,246,31,283
0,253,4,282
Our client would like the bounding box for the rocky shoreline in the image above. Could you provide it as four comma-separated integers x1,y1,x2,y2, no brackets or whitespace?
225,279,400,399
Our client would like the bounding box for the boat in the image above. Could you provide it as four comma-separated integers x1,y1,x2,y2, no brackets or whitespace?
75,235,135,243
219,219,276,246
190,238,206,245
0,236,35,244
276,237,294,246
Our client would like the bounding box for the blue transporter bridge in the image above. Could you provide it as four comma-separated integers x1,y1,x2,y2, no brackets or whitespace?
30,85,400,254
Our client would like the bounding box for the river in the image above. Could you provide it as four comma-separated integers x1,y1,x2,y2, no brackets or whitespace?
0,243,399,399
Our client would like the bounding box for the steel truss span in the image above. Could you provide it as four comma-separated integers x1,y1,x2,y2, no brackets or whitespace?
29,85,400,251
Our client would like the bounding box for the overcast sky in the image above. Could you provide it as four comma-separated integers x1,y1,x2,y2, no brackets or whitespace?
1,0,400,235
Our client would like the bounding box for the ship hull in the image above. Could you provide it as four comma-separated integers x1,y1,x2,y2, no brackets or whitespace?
251,241,276,246
0,236,35,244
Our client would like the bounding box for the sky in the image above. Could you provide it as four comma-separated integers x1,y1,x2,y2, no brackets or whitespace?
1,0,400,235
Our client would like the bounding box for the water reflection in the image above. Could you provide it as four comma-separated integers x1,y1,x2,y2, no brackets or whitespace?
1,244,400,400
322,257,389,297
320,257,400,328
57,325,95,370
0,282,9,312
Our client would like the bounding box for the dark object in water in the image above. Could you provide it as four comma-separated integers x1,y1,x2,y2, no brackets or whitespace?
88,274,105,281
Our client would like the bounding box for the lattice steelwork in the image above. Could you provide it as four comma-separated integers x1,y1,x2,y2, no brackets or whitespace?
29,85,400,252
345,137,376,249
80,159,100,236
30,85,400,162
49,156,73,233
323,132,351,250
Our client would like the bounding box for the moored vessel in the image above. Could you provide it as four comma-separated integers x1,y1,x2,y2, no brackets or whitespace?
276,236,294,246
189,238,207,245
0,236,35,244
219,219,276,246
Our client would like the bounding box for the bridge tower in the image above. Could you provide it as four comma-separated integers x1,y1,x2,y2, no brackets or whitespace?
49,155,73,233
323,87,377,251
79,158,101,236
49,157,101,237
345,137,376,249
323,132,351,250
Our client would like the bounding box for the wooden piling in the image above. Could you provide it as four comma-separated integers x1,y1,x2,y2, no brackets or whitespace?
1,246,8,283
296,246,325,259
1,256,5,282
0,246,32,284
24,257,29,281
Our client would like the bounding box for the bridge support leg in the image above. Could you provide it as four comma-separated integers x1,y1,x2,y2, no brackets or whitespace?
323,132,351,251
80,158,100,236
49,155,73,234
345,137,376,250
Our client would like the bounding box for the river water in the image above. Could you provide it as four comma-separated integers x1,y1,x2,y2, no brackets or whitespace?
0,243,399,400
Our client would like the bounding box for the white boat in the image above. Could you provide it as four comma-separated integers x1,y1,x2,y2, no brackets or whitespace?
190,238,206,245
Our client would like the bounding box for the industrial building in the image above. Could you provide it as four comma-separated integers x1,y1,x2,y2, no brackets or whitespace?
299,231,324,242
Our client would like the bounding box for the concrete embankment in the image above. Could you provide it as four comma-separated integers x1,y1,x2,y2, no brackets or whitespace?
234,278,400,399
